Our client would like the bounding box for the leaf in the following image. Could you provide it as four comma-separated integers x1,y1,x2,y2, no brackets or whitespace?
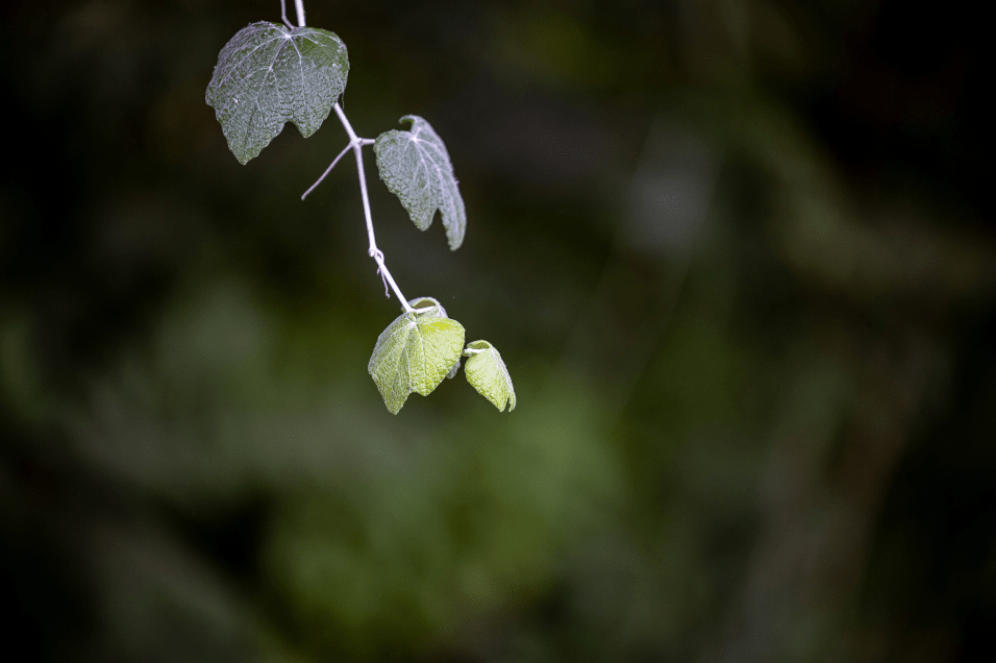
368,310,465,414
463,340,516,412
407,297,461,378
374,116,467,250
206,21,349,164
407,296,448,318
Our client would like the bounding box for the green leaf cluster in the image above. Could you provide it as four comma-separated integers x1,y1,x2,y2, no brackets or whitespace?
207,20,511,414
368,299,516,414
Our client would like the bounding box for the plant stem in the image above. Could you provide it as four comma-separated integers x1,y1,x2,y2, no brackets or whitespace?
290,0,412,313
279,0,292,28
333,103,412,312
301,141,352,200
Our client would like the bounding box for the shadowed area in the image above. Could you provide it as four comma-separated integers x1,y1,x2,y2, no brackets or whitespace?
1,0,993,661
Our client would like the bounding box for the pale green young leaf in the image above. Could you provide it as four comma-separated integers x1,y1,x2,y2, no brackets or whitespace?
407,297,461,378
373,116,467,250
206,21,349,164
368,310,465,414
463,340,516,412
408,296,448,318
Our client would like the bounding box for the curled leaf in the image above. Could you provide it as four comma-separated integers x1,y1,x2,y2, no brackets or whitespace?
368,310,465,414
408,296,447,318
463,340,516,412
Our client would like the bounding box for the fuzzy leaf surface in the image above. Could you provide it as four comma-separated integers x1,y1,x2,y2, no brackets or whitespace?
206,21,349,164
374,116,466,250
368,311,465,414
464,340,516,412
408,297,461,378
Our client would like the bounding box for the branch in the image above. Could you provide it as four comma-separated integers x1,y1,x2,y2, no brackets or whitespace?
301,141,352,200
279,0,292,28
288,0,411,313
331,103,413,312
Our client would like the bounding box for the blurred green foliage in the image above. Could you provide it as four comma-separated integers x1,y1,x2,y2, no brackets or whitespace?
1,1,994,662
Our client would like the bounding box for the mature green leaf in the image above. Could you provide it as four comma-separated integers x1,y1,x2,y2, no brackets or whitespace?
463,340,516,412
368,310,465,414
374,116,467,250
206,21,349,164
408,297,461,378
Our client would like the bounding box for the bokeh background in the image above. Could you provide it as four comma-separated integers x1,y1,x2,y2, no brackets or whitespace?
2,0,994,661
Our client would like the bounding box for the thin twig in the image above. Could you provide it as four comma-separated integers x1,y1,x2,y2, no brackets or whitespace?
279,0,292,28
301,141,353,200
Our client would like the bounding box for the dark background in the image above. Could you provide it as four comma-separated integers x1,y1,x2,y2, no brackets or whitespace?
2,0,994,661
